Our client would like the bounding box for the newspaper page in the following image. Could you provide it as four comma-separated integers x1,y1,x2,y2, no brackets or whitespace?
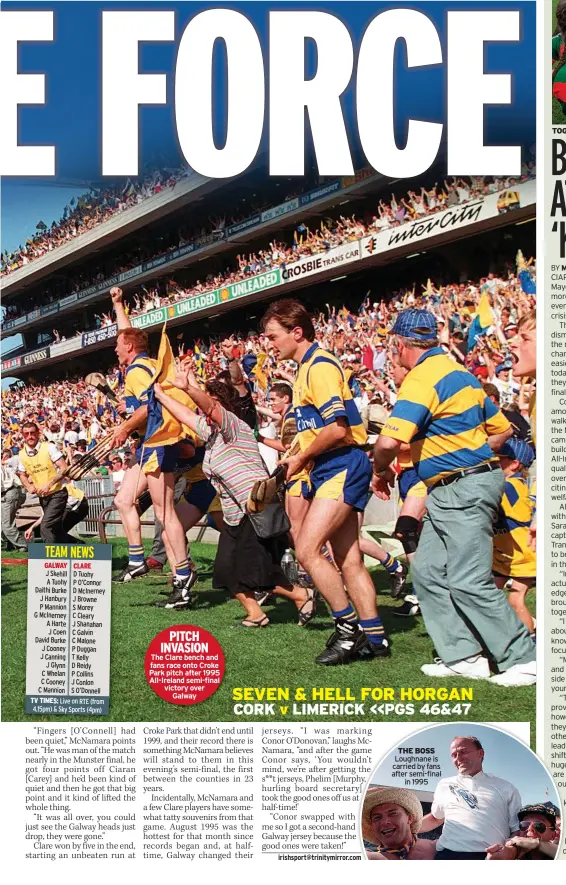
0,0,560,872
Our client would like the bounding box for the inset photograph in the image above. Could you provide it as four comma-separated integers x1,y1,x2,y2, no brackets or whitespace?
360,724,560,860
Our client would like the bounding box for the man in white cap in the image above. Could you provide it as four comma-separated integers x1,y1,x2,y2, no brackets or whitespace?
362,786,436,860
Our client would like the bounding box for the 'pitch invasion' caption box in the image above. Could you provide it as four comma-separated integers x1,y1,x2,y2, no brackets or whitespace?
25,543,111,716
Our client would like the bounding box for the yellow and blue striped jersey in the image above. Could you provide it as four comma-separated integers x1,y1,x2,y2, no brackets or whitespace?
124,353,156,413
493,474,535,578
125,352,201,449
124,353,155,440
293,342,367,453
381,347,511,487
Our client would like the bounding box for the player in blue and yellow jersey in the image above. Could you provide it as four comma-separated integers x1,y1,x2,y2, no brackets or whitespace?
108,287,198,608
493,437,536,641
262,299,389,665
372,308,536,687
138,433,224,607
266,380,407,598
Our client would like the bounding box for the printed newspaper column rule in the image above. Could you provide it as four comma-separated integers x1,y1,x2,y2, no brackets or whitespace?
25,543,112,715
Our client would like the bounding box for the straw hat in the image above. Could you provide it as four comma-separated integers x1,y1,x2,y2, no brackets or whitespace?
362,787,423,843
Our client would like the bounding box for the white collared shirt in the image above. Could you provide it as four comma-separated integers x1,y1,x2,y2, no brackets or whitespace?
432,770,521,853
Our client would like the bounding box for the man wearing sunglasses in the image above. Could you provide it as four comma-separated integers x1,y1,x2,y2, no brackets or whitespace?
487,803,559,860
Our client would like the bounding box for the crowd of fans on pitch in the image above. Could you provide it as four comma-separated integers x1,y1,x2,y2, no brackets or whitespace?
1,165,535,331
1,259,536,495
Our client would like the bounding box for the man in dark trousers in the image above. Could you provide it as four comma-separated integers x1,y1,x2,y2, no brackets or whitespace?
17,422,68,543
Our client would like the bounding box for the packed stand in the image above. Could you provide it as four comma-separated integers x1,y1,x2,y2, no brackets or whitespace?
1,167,535,328
1,165,191,278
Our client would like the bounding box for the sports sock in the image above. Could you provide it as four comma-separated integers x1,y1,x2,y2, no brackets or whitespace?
379,552,402,574
297,566,314,587
176,559,190,580
128,545,145,566
321,544,335,565
359,616,385,646
331,603,357,625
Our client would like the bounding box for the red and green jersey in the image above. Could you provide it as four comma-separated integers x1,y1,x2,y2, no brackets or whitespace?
553,35,566,109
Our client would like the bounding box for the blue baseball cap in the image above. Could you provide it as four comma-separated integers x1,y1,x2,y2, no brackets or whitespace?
495,360,512,375
499,437,535,468
390,309,438,341
518,804,559,826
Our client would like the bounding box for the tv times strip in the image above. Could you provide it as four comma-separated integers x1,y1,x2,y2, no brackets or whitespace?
25,544,111,716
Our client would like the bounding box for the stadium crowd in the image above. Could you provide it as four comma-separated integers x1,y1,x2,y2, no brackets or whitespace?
1,166,535,327
0,165,191,280
2,257,536,458
2,248,537,684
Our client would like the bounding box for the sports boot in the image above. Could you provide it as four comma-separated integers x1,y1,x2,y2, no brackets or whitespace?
316,618,374,665
115,561,149,583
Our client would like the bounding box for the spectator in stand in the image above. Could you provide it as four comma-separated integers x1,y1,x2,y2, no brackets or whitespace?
110,456,126,489
64,421,79,448
1,165,190,277
483,384,532,444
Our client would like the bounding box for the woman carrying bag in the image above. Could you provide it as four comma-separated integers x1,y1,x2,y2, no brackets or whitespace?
154,364,315,628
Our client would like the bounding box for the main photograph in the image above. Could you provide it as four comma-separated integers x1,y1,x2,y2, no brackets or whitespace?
1,1,537,726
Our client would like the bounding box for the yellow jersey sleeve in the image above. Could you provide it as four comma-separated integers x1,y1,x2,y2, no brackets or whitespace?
308,361,349,426
124,360,155,411
381,374,438,443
